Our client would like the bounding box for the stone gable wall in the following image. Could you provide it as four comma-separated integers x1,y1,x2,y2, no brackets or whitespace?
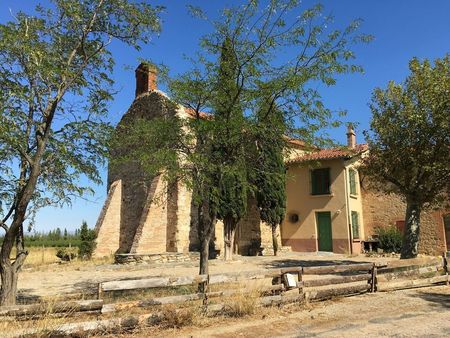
93,180,121,258
108,92,177,253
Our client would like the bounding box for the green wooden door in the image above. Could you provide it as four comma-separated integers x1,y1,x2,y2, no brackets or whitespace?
316,212,332,252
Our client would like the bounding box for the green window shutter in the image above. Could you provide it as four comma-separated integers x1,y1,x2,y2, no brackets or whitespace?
349,169,357,195
311,170,318,195
311,168,330,195
351,211,360,239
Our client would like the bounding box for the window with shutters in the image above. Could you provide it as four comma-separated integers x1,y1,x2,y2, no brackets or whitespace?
311,168,331,195
351,211,360,239
349,169,357,195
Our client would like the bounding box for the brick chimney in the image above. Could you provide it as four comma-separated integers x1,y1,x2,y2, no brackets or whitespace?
135,63,157,97
346,124,356,149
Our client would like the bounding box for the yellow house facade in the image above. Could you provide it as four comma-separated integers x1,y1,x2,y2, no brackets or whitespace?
281,128,367,254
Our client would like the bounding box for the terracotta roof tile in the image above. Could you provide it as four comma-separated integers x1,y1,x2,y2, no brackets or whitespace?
184,107,212,120
287,143,368,163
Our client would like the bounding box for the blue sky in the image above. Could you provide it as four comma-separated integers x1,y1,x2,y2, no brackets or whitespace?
1,0,449,233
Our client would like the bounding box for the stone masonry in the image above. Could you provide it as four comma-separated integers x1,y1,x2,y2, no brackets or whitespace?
361,187,447,255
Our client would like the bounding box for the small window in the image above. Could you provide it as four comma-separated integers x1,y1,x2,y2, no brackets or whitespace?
351,211,360,239
349,169,357,195
311,168,331,195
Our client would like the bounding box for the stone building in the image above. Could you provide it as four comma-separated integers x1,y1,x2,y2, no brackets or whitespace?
93,63,449,258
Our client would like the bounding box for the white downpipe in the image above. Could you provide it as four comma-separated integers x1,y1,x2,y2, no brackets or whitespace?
343,165,353,254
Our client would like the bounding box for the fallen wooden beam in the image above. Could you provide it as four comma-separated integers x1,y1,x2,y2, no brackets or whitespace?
377,274,449,292
0,299,103,317
376,258,443,273
100,275,207,292
302,273,371,287
302,263,373,275
305,284,369,301
13,312,166,337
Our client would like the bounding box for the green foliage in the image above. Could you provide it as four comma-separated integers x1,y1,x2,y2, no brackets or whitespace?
362,55,450,258
78,221,96,260
375,226,403,253
210,37,248,225
363,55,450,206
251,106,287,228
0,0,163,219
0,0,162,304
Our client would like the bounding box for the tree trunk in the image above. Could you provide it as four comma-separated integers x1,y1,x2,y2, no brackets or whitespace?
401,201,421,259
199,237,210,275
196,197,215,277
223,217,237,261
272,224,279,256
0,264,19,306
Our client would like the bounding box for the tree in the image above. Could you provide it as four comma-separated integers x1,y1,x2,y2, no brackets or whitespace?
210,37,248,260
79,221,96,260
251,105,287,256
362,55,450,259
0,0,162,305
119,0,371,274
63,228,68,240
55,227,62,240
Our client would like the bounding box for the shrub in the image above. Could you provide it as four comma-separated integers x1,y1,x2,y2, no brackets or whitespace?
78,221,97,260
375,225,403,253
56,248,77,261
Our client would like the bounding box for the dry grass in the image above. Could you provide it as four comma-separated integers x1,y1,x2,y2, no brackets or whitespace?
18,246,61,266
11,246,114,269
218,287,260,317
0,298,87,337
157,305,196,329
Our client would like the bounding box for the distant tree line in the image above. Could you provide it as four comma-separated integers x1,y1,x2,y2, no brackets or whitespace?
0,227,84,248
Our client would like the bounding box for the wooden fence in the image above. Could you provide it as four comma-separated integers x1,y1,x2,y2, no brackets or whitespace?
2,256,448,320
3,256,449,337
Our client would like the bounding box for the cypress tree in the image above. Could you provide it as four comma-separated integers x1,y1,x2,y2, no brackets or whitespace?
211,37,248,260
252,104,287,256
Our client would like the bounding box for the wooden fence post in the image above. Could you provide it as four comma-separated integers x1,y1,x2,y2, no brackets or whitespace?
201,275,210,306
443,254,449,286
97,283,102,300
297,267,303,297
370,264,377,293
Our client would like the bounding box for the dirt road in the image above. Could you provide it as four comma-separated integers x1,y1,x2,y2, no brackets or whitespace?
178,286,450,337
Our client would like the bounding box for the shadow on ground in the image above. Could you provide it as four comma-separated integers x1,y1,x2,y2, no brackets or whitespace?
412,290,450,309
17,290,41,304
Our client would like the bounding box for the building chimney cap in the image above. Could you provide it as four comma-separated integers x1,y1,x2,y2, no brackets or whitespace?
135,62,158,97
346,123,356,149
346,123,356,135
135,62,158,73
